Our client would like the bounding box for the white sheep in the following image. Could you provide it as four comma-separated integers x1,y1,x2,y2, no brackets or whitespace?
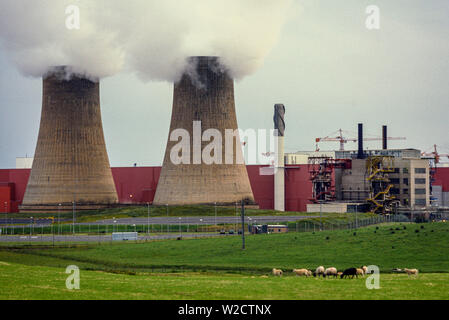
404,268,419,277
362,266,367,274
293,269,312,277
272,268,283,276
314,266,325,277
356,268,364,277
323,267,338,278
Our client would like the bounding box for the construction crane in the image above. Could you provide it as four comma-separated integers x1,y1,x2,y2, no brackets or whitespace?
421,145,449,164
315,129,406,151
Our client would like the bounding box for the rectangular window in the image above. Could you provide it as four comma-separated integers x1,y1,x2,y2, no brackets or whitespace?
403,168,409,174
403,178,409,185
415,199,426,206
403,189,409,195
415,178,426,184
415,188,426,195
415,168,426,174
390,178,400,184
393,168,400,173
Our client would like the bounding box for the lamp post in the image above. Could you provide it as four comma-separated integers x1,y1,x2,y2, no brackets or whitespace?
199,219,203,233
241,201,245,250
4,202,7,235
320,201,323,231
58,203,61,235
235,202,238,232
166,204,169,234
214,202,217,231
179,217,182,238
72,200,76,234
147,202,150,235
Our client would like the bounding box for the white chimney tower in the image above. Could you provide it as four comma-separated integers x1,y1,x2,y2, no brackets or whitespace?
273,104,285,212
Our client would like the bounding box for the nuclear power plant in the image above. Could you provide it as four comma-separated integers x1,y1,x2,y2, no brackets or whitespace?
0,61,448,215
153,56,255,205
19,66,118,212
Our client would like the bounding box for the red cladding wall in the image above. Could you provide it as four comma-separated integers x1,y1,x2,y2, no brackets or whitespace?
0,170,30,213
0,165,312,212
111,167,161,204
2,164,448,213
434,167,449,192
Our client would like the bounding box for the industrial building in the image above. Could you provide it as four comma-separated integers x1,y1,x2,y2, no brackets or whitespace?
1,163,448,214
288,124,444,214
0,63,448,214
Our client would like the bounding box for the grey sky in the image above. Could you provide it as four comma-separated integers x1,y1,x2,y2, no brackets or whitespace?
1,0,448,169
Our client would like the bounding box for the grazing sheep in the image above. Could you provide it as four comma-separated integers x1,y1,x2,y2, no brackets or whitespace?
323,267,338,278
392,268,402,273
337,272,343,277
356,268,365,277
362,266,367,274
293,269,312,277
313,266,325,278
404,268,419,277
340,268,357,279
272,268,283,276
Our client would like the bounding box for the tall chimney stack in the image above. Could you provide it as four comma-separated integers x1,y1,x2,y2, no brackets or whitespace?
357,123,364,159
153,57,255,205
382,125,388,150
274,104,285,212
20,66,118,211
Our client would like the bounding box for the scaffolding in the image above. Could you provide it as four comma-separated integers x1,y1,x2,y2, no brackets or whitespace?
365,156,399,214
308,157,349,203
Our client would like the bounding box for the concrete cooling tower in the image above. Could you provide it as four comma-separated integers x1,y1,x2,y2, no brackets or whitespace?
153,56,255,205
20,66,118,211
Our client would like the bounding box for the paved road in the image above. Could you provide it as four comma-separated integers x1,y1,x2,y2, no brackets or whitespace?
1,215,317,228
0,233,234,243
94,215,316,225
0,218,55,225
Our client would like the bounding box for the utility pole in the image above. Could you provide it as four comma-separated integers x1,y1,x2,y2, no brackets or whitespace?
241,201,245,250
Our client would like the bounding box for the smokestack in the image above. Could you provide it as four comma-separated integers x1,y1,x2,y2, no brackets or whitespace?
274,104,285,212
357,123,364,159
153,57,255,205
382,125,387,150
20,66,118,211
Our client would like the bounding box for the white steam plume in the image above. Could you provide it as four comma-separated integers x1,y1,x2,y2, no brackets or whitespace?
110,0,295,81
0,0,124,80
0,0,294,81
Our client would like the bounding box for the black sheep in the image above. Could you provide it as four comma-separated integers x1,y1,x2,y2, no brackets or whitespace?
340,268,357,279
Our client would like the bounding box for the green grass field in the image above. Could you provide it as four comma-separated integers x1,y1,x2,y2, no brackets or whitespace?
1,262,448,300
1,222,448,299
